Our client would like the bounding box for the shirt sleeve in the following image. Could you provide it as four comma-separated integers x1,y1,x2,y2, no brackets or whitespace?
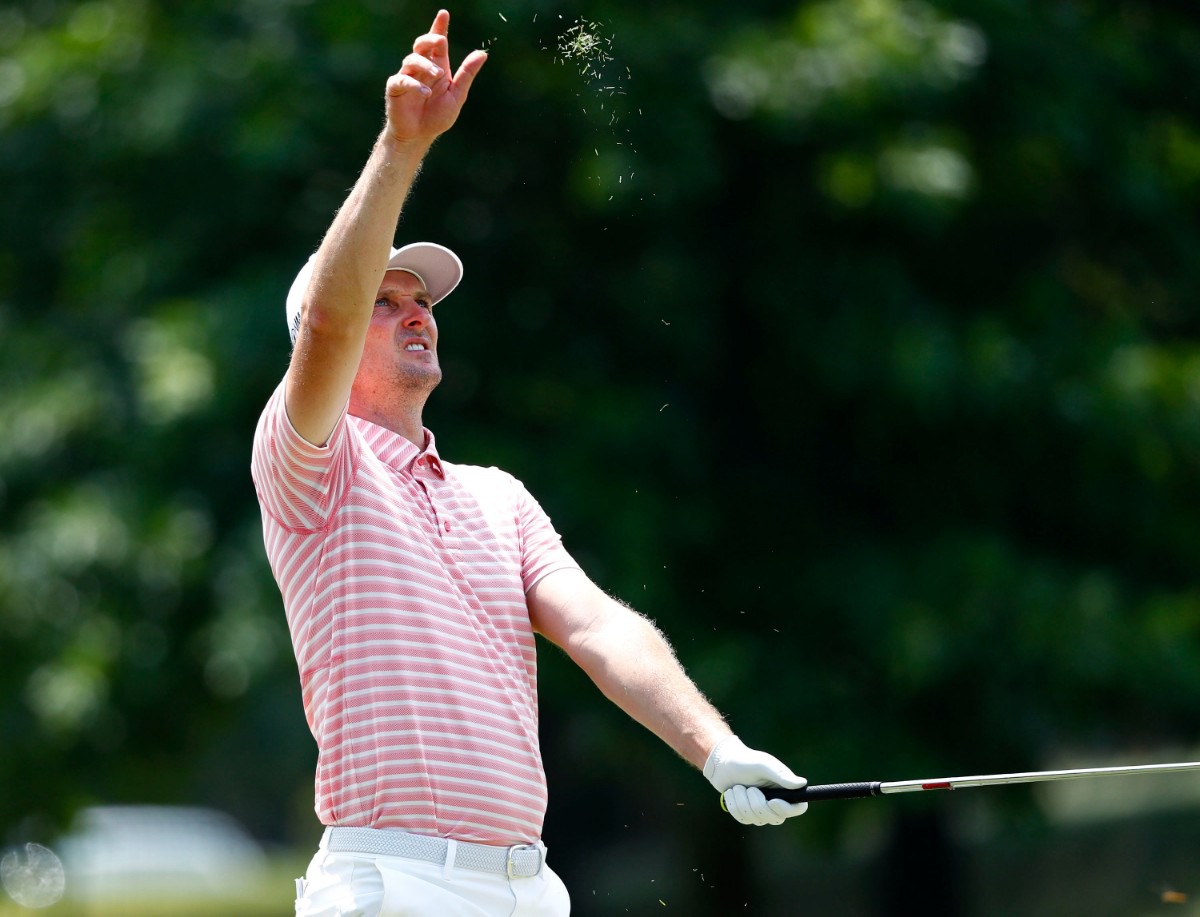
513,477,582,592
250,379,357,532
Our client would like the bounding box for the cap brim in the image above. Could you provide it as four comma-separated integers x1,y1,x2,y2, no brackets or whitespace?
286,241,464,344
385,242,463,306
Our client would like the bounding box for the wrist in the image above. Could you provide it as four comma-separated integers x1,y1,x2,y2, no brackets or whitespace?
703,734,747,788
686,722,734,771
377,130,434,164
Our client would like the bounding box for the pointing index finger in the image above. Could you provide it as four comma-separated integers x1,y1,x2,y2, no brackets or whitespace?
416,9,452,72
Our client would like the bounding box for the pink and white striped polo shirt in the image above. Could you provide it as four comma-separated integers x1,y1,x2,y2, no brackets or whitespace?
251,381,580,844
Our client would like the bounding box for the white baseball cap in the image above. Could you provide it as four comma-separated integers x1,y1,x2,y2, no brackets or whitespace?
285,242,463,344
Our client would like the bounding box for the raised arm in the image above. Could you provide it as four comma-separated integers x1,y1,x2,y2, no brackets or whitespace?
285,10,486,445
528,568,810,825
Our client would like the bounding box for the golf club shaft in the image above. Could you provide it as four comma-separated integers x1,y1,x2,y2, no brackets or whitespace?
751,760,1200,805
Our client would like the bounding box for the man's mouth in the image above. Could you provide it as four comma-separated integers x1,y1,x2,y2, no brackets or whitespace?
404,343,428,352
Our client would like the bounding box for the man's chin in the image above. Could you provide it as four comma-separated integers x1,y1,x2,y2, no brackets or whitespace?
396,366,442,391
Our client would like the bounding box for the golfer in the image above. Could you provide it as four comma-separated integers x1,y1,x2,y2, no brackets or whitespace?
251,10,807,915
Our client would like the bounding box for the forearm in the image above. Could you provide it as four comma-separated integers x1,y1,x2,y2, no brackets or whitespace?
530,570,806,826
298,10,484,335
568,605,732,769
303,133,431,334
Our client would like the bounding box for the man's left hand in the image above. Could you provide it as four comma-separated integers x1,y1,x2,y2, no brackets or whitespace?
704,735,809,826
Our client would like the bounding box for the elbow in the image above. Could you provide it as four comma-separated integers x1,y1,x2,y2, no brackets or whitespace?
298,298,365,344
566,601,661,669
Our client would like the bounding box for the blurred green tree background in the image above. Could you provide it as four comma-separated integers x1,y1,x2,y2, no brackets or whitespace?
2,0,1199,913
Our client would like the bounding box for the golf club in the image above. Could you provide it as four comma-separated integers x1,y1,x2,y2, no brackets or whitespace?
725,760,1200,806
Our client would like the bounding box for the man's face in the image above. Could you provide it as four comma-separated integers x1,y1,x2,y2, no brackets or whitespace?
353,269,442,402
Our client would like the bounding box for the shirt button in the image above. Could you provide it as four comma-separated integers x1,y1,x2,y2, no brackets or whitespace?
416,457,425,465
443,522,451,532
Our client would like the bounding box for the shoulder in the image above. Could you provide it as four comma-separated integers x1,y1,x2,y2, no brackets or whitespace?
448,461,520,489
444,462,539,532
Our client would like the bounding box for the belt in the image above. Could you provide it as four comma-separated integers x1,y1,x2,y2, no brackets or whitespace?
323,827,545,879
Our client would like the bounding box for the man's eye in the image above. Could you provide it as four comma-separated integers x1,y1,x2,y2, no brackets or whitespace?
375,298,390,308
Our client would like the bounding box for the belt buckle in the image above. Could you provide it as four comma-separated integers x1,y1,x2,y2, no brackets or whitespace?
506,843,542,879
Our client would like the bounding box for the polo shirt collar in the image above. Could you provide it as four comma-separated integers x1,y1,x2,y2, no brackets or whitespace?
353,418,444,477
411,432,445,478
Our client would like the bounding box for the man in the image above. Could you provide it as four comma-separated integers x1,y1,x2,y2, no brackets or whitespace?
252,10,807,915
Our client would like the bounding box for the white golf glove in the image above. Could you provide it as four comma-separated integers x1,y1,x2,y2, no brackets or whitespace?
703,735,809,826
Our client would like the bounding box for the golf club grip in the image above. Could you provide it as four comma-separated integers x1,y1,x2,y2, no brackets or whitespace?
763,781,883,803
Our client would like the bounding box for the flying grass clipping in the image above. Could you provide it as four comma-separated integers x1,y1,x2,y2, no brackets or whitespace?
482,13,640,203
556,17,615,82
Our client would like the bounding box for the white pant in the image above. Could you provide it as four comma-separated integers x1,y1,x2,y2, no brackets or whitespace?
295,832,571,917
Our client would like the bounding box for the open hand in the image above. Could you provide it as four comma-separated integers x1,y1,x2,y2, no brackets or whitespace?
385,9,487,145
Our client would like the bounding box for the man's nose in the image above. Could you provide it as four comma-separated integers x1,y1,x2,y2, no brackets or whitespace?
400,302,427,327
